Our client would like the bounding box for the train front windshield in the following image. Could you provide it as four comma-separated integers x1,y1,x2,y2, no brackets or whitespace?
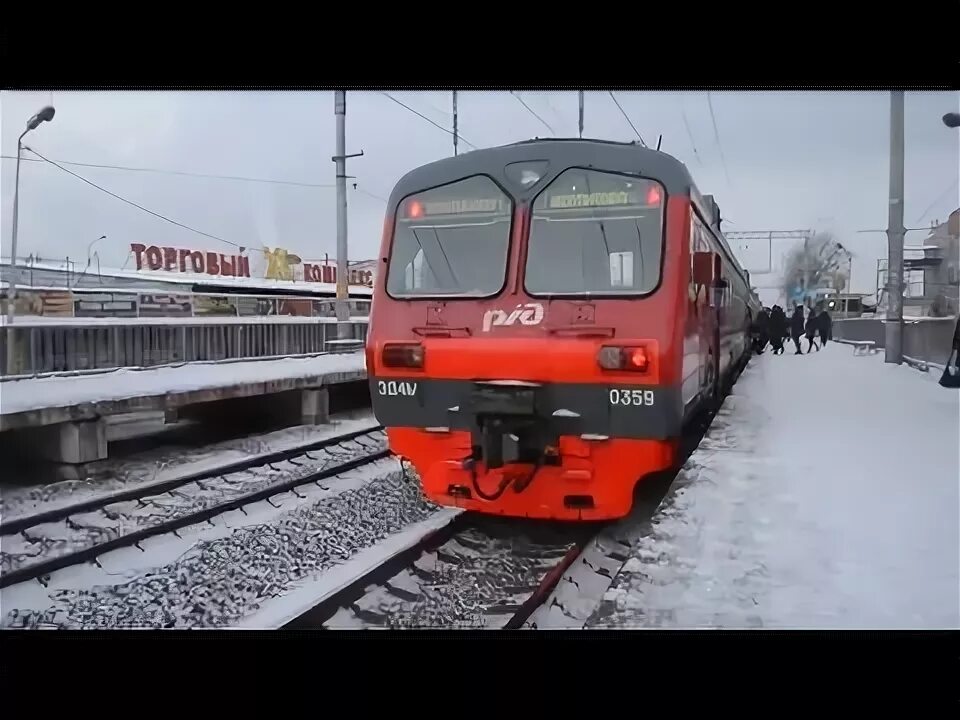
385,168,665,299
386,175,513,298
526,169,665,296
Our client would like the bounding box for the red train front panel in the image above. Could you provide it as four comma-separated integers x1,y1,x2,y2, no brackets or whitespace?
367,145,727,520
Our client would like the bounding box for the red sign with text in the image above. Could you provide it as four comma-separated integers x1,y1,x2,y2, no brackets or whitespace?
130,244,251,278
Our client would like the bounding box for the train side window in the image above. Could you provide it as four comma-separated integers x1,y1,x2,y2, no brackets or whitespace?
609,251,635,287
403,249,428,289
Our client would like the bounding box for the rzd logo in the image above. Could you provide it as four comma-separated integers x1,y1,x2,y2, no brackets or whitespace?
482,303,544,332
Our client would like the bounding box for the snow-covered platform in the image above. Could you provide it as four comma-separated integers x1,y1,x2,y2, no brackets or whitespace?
571,345,958,629
0,353,368,462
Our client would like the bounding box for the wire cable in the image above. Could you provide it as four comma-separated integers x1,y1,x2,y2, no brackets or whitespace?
678,94,703,165
1,154,335,188
509,91,555,135
608,91,646,146
914,178,959,225
381,92,477,149
5,152,389,208
23,146,249,250
705,91,733,186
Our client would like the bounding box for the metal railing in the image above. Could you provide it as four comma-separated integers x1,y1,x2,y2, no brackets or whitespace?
0,319,369,378
832,316,957,365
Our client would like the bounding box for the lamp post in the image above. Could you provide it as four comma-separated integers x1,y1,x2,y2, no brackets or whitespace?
5,106,55,374
77,234,108,285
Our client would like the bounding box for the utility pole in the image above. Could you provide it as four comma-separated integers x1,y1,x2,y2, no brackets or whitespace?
802,235,810,308
453,91,459,156
333,91,364,341
578,91,584,138
885,90,905,364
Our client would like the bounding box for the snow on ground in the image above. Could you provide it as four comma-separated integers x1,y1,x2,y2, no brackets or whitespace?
588,345,959,630
0,409,379,522
0,352,366,415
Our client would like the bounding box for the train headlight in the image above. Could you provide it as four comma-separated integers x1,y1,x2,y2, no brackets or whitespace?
382,343,425,369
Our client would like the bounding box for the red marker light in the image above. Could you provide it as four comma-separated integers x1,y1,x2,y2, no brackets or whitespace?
408,201,424,218
597,345,652,373
627,347,649,372
646,186,661,206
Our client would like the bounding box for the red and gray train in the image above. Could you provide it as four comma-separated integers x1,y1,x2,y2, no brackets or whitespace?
366,138,761,521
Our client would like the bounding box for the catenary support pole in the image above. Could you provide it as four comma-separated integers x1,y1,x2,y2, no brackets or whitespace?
332,92,364,341
885,90,905,364
578,90,584,138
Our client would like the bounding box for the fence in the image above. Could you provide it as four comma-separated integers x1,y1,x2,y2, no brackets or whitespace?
832,316,957,365
0,319,369,377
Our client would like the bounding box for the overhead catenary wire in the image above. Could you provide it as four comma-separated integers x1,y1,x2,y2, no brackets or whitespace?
509,91,555,135
678,94,703,166
2,152,390,205
607,91,646,147
1,154,336,188
705,91,733,186
23,146,250,250
914,178,959,225
381,92,477,150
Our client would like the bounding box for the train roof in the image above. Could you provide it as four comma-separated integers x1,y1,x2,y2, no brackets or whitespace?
390,138,752,288
391,138,697,202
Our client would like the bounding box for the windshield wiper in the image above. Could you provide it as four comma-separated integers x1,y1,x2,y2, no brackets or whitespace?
633,219,645,287
411,228,447,288
431,227,461,290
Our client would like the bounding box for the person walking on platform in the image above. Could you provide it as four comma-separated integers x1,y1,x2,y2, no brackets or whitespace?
939,314,960,388
769,305,787,354
790,305,806,354
805,307,820,352
752,307,770,354
817,307,832,347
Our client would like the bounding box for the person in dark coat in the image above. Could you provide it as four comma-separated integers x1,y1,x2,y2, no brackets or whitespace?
752,308,770,354
768,305,787,354
790,305,805,354
817,308,832,347
804,307,820,352
939,315,960,388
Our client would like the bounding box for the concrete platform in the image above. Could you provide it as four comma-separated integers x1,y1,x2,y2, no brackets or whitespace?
0,352,367,433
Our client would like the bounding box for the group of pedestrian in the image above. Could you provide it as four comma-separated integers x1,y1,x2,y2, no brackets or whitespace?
752,303,832,356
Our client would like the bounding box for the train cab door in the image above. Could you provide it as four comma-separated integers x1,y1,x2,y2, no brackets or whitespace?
710,254,725,392
692,248,719,400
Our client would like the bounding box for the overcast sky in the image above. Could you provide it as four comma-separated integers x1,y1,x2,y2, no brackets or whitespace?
2,90,957,296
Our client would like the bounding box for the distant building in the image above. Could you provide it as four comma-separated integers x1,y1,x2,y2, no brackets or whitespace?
875,208,959,317
923,209,959,316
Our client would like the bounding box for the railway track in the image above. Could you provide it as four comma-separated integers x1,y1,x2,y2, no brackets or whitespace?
0,425,389,590
282,512,599,629
283,371,730,631
4,358,743,629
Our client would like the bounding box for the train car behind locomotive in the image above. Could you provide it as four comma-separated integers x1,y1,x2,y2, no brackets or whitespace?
367,139,757,521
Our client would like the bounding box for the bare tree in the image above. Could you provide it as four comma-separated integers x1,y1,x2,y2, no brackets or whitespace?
781,231,849,304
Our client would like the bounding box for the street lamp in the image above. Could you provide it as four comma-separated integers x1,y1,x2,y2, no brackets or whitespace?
79,234,108,284
943,113,960,128
5,105,55,374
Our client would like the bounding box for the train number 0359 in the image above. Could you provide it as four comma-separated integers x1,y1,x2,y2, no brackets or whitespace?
609,388,655,406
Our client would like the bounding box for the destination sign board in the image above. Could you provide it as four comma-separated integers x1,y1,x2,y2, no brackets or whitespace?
547,191,642,209
403,197,510,219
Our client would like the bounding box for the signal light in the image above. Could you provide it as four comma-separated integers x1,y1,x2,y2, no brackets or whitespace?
646,186,662,206
407,200,424,218
597,345,651,373
382,343,424,369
